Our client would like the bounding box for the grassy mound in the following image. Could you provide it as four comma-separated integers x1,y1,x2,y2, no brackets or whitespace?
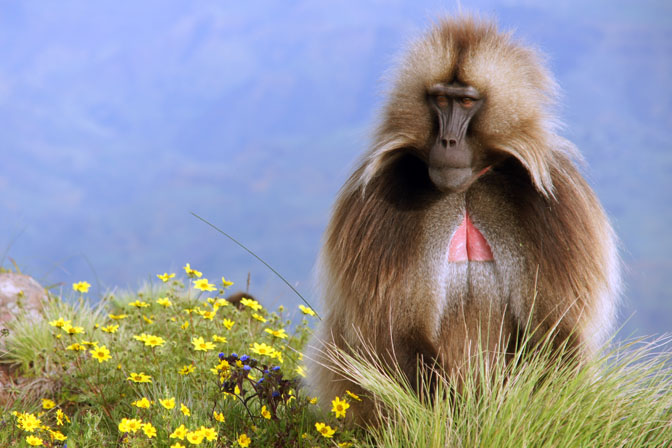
0,267,360,447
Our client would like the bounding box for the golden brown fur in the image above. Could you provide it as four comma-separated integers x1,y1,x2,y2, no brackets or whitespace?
307,16,620,424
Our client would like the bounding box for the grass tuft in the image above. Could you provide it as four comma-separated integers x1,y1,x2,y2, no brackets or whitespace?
320,331,672,447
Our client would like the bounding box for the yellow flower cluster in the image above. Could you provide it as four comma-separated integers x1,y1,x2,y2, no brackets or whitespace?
13,409,68,445
169,423,217,444
30,264,337,446
133,333,166,347
118,418,157,438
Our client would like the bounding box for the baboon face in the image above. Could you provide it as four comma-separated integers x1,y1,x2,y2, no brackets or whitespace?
426,82,486,193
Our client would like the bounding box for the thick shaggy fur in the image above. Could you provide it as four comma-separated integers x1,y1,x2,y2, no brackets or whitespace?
307,17,620,423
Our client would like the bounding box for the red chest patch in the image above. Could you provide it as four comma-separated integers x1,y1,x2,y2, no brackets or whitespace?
448,213,494,262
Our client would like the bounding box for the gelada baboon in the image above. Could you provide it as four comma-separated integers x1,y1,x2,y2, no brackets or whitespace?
306,16,620,422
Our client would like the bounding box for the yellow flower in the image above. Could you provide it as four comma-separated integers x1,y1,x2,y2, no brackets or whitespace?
49,430,67,441
192,336,215,352
49,317,71,328
199,426,217,441
181,321,190,330
214,359,230,373
90,345,111,363
261,405,271,420
157,272,176,282
270,348,284,364
221,276,234,288
156,297,173,307
184,263,203,278
142,422,157,438
119,418,143,433
299,304,317,316
62,323,84,335
193,278,217,291
222,319,235,330
346,390,362,401
170,424,188,440
127,372,152,383
129,300,150,308
132,397,151,409
133,333,150,343
72,281,91,293
142,314,154,324
237,433,251,447
56,409,70,425
159,397,176,410
212,335,227,343
200,309,216,320
331,396,350,418
264,328,288,339
26,435,43,446
310,397,318,404
178,364,196,375
109,313,128,320
41,398,56,409
212,298,229,310
338,443,353,448
315,422,336,438
101,324,119,333
213,411,225,423
295,365,306,377
250,342,274,356
252,313,267,323
171,443,186,448
186,430,203,444
17,413,41,432
240,297,262,311
180,403,191,416
143,335,166,347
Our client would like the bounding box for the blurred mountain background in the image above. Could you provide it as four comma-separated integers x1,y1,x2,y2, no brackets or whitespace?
0,0,670,336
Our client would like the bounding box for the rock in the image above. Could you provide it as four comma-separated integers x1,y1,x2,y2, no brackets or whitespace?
0,273,48,326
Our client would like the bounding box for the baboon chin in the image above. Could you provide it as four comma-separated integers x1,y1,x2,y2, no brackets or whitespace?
306,15,620,424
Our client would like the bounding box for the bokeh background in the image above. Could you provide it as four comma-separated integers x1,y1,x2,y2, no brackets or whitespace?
1,1,670,336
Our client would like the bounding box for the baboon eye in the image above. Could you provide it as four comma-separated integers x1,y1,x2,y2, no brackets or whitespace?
461,97,474,107
435,95,449,108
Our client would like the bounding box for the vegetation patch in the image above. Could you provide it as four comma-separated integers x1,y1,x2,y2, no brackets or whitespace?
1,264,671,447
0,265,360,447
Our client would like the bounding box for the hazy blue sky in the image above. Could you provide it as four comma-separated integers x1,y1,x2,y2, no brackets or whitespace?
1,1,670,334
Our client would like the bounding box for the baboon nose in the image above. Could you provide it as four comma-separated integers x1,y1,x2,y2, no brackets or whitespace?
441,138,458,148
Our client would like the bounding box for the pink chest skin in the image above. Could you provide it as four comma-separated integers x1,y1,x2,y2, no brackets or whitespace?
448,212,494,262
